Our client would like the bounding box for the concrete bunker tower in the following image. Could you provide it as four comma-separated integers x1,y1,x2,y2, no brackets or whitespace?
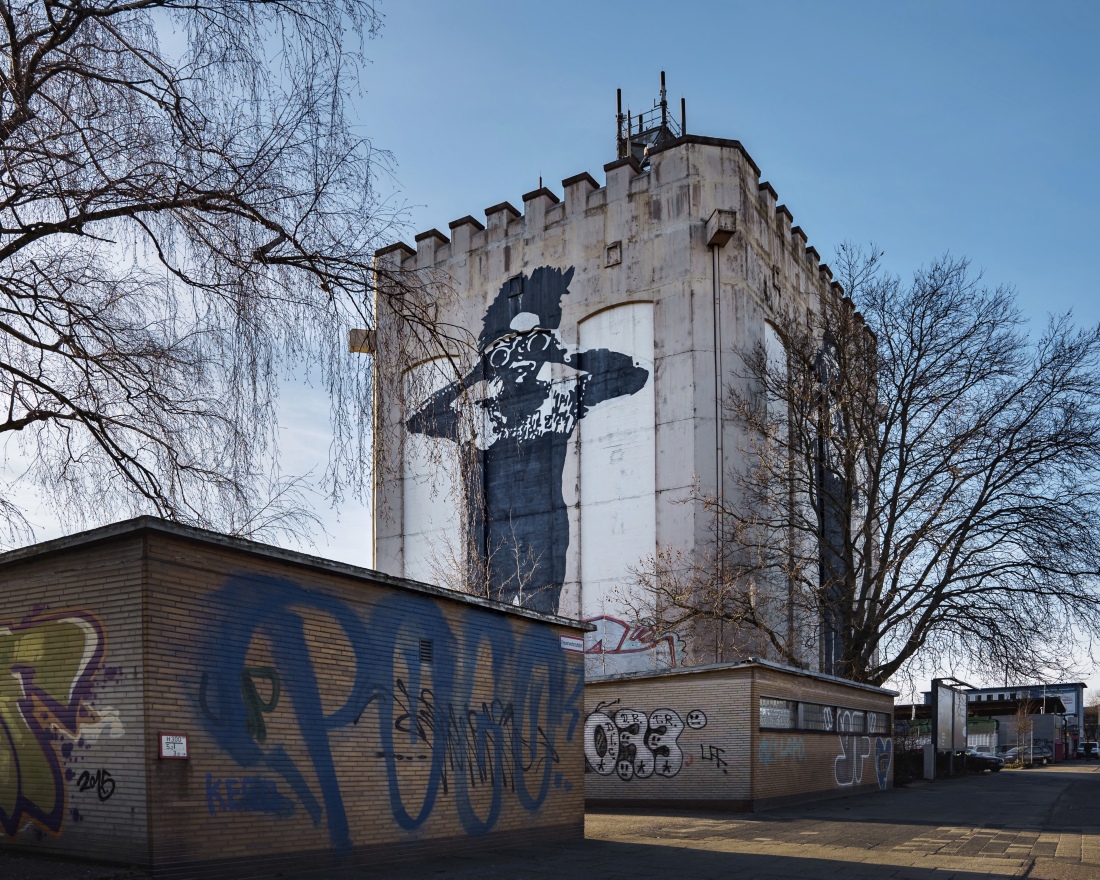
372,77,847,676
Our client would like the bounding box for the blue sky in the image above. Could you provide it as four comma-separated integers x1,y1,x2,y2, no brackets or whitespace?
12,1,1099,692
358,0,1098,330
335,0,1100,694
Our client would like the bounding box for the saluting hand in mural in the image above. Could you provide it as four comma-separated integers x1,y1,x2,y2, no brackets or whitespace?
408,266,649,614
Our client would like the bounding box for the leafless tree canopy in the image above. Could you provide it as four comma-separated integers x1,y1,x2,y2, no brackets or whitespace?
638,245,1100,685
0,1,449,544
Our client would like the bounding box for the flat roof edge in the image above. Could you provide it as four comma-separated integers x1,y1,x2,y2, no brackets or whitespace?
0,517,593,632
587,656,899,696
647,134,762,177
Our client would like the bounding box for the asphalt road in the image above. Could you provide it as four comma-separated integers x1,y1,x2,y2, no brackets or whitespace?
4,762,1099,879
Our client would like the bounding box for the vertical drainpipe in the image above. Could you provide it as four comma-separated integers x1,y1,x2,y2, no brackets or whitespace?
706,209,737,662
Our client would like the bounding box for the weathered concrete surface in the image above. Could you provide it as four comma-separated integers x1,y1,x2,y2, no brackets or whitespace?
5,763,1099,879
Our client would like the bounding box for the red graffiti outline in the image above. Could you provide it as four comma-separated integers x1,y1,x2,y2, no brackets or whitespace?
582,615,680,667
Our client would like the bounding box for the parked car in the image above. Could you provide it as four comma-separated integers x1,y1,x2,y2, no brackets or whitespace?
964,749,1005,773
1080,741,1099,760
1001,745,1055,766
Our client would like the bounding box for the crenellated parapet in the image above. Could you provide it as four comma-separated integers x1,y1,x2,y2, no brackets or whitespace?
374,135,845,327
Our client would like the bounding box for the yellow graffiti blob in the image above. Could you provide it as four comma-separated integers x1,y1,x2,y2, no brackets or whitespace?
0,612,104,837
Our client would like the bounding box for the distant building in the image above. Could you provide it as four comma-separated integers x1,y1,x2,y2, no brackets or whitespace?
372,78,853,676
966,682,1085,755
897,681,1083,759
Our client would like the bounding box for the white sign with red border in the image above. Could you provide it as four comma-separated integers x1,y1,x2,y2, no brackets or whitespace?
560,635,584,653
159,732,189,760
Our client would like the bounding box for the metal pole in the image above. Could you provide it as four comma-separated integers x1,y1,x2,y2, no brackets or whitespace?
712,242,724,661
660,70,667,128
616,88,624,158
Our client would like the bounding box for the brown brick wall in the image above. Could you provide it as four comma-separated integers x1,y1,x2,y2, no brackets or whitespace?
0,536,149,866
750,667,894,807
585,664,894,811
584,669,752,807
141,532,585,877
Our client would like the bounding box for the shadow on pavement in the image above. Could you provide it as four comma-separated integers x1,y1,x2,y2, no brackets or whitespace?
3,837,1024,880
297,838,1024,880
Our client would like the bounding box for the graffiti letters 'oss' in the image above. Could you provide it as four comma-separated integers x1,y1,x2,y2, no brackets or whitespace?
198,576,583,859
584,703,706,780
0,611,106,837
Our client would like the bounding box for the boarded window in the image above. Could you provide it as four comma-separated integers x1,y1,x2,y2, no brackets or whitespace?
799,702,836,732
760,697,796,729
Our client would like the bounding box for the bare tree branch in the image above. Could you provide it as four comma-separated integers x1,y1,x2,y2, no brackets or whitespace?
635,245,1100,685
0,1,453,546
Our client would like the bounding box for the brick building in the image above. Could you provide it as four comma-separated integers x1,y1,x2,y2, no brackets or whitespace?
372,81,852,677
584,660,896,810
0,518,587,877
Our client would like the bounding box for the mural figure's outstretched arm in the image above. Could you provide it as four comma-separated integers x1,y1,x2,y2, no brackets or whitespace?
574,348,649,416
405,361,484,441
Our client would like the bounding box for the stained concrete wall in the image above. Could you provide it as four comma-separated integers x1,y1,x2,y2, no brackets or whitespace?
584,660,895,811
374,135,843,675
0,519,588,878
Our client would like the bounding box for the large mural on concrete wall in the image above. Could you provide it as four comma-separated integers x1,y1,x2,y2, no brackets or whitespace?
407,266,650,615
0,610,125,839
196,574,583,858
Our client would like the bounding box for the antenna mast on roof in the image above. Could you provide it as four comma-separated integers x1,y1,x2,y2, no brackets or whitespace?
616,71,684,165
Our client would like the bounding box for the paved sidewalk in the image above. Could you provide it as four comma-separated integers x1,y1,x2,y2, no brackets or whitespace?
4,763,1099,879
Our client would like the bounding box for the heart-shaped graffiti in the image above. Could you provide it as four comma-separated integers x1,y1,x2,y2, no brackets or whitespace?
875,737,893,791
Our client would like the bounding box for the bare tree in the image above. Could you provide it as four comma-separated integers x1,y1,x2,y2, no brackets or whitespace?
0,1,455,545
636,245,1100,685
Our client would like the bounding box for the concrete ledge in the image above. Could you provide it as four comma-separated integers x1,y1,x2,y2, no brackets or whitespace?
587,798,752,813
648,134,762,177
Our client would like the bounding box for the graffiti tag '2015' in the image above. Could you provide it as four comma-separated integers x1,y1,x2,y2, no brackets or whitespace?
0,610,110,839
583,703,706,780
197,575,583,858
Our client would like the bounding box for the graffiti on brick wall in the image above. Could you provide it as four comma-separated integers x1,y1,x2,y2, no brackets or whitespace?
584,702,707,780
582,616,685,670
75,769,115,802
205,774,295,817
197,575,582,858
874,737,892,791
833,709,872,786
0,610,124,838
757,734,807,770
697,743,729,774
407,266,650,615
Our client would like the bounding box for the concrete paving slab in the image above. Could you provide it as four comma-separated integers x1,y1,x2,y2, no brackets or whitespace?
2,763,1098,878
